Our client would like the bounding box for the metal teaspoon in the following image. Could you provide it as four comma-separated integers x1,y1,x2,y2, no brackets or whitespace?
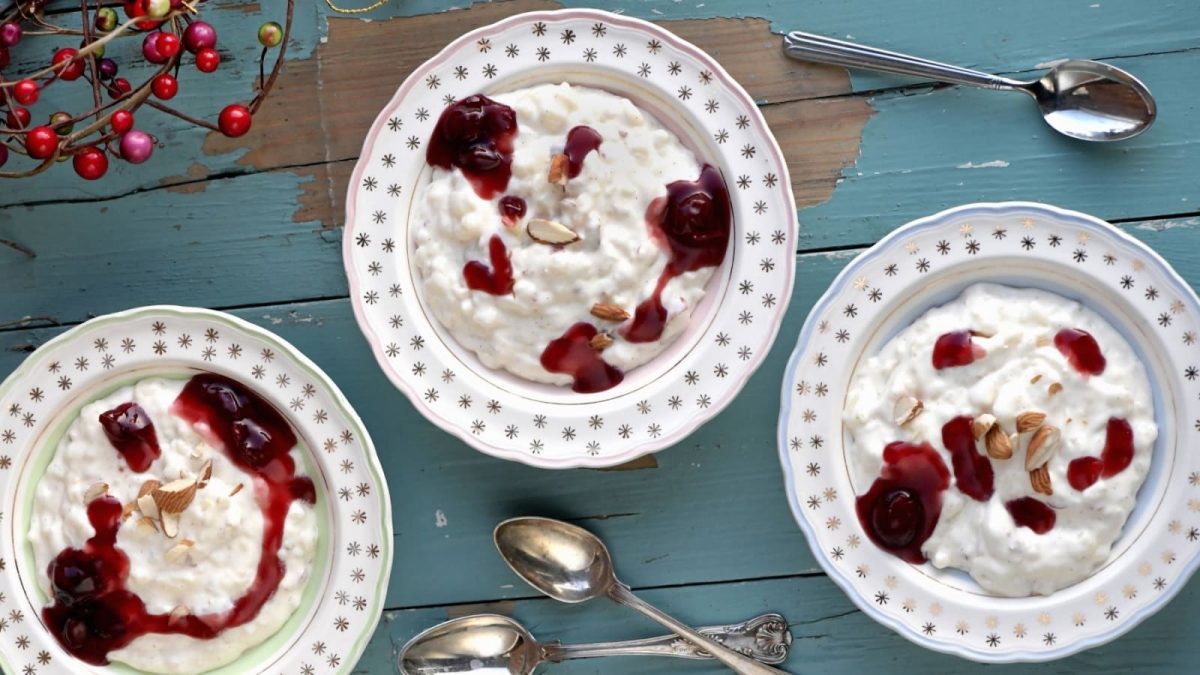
493,517,789,675
397,612,792,674
782,30,1156,141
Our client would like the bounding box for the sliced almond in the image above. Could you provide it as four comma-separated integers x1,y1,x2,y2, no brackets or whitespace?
547,153,569,185
972,413,997,441
138,479,162,499
589,332,614,351
985,423,1013,460
1035,335,1052,347
590,303,630,322
160,511,180,539
164,540,194,564
198,459,213,487
137,494,160,521
189,443,204,459
152,478,198,514
1025,425,1061,470
1048,382,1063,397
168,605,189,627
969,329,995,339
121,501,138,522
527,218,580,245
893,395,924,427
1030,465,1053,495
1016,411,1047,433
1030,374,1043,384
134,516,157,534
229,483,244,498
84,481,109,504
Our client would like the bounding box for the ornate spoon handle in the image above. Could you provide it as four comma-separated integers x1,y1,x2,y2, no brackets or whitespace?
542,613,792,664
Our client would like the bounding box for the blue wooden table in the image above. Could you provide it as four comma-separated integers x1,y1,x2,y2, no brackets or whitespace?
4,0,1200,672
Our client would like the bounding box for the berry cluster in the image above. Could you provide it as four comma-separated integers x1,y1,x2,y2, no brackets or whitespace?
0,0,293,180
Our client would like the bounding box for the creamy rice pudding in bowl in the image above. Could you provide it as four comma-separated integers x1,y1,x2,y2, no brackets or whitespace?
0,307,391,674
345,9,797,467
780,203,1200,661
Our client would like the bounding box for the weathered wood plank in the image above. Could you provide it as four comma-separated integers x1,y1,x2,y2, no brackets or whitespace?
364,573,1200,674
5,222,1200,608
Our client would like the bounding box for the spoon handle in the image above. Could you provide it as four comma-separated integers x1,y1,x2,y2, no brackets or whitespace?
783,30,1025,91
543,612,791,664
607,584,789,674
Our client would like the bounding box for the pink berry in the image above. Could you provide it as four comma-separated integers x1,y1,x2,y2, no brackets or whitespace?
0,21,21,47
183,21,216,53
119,130,154,164
143,32,167,64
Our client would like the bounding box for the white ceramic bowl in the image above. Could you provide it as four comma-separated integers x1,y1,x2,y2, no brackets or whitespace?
0,306,391,674
344,9,797,468
779,202,1200,661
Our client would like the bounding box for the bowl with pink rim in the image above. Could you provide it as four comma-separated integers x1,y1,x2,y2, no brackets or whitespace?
779,202,1200,661
343,8,797,468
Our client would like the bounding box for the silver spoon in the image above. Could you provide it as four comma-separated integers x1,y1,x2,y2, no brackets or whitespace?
782,30,1156,141
493,517,788,675
397,612,792,674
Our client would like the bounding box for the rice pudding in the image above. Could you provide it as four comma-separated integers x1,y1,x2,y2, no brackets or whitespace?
412,83,731,392
29,375,318,673
844,284,1157,596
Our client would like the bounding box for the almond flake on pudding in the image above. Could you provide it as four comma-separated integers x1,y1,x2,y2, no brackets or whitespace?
84,481,109,503
589,332,614,351
526,217,580,245
893,395,924,427
844,283,1156,596
590,303,630,322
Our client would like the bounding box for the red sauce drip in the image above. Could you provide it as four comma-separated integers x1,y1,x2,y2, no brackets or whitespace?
1067,417,1135,491
44,374,313,665
540,322,624,393
932,330,986,369
623,164,731,343
1054,328,1106,375
1005,497,1057,534
942,415,994,501
855,441,950,564
563,125,602,178
498,195,526,227
98,402,160,473
426,94,518,199
463,234,514,296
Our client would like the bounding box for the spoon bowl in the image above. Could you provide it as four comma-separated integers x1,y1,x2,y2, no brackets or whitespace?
399,614,537,675
1030,59,1156,141
493,517,615,604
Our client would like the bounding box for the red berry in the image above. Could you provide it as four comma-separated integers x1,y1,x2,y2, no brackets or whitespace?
25,126,59,159
110,77,132,98
155,32,180,58
110,110,134,134
124,0,164,30
13,79,39,105
6,106,30,129
218,104,252,138
195,47,220,73
0,45,9,71
52,48,84,80
151,73,178,100
73,146,109,180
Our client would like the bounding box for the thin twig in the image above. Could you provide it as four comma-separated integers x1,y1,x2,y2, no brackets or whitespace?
0,239,36,258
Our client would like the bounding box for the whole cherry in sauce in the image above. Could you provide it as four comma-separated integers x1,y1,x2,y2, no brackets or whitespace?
855,441,950,564
1005,497,1056,534
44,374,316,665
540,322,624,393
942,415,994,501
98,402,161,472
1054,327,1106,376
498,195,526,227
562,125,602,178
624,164,731,344
426,94,518,200
1067,417,1135,491
932,330,987,369
463,234,515,296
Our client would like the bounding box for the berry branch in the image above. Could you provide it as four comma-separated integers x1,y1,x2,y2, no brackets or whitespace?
0,0,294,180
